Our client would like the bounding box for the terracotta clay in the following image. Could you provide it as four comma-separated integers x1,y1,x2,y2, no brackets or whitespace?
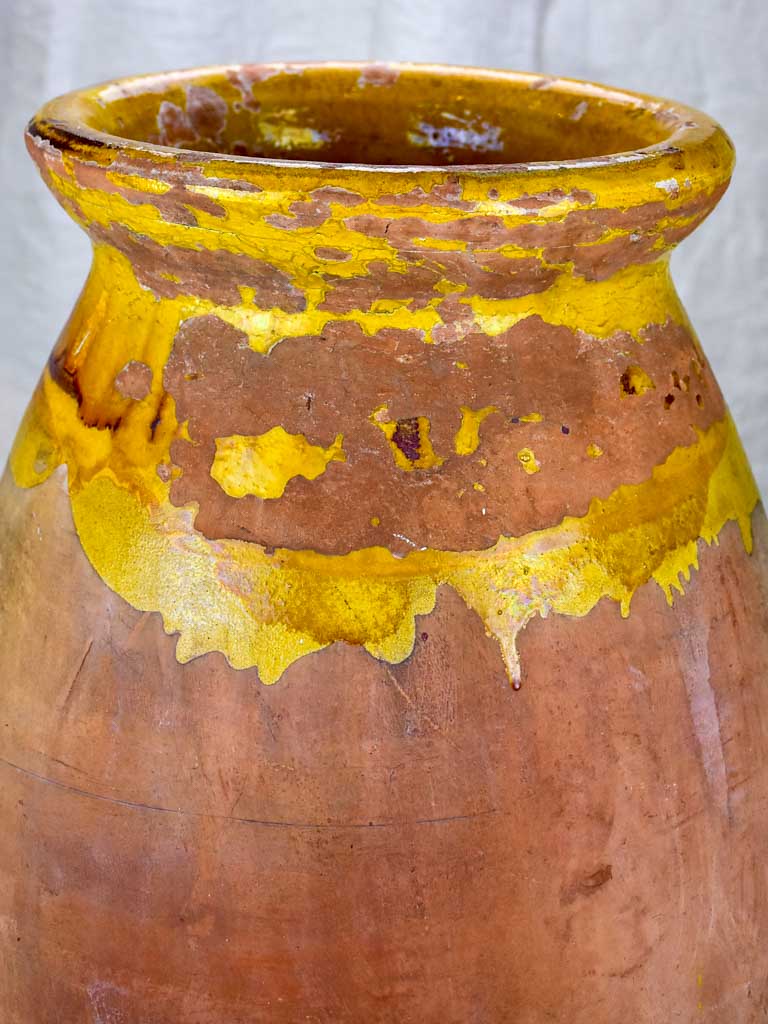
1,62,767,1022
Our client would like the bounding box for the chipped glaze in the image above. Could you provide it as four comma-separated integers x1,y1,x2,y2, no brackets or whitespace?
12,61,756,688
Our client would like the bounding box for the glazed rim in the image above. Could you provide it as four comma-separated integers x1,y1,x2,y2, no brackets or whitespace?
28,61,733,188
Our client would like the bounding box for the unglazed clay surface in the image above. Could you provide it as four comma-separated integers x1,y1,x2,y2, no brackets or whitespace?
1,63,767,1022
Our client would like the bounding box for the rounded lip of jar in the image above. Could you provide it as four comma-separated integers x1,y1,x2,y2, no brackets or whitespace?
26,61,734,190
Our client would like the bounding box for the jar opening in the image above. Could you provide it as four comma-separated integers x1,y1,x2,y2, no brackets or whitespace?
43,63,687,169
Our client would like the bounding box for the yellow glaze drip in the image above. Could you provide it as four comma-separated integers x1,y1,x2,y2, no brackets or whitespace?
211,427,346,499
11,366,759,687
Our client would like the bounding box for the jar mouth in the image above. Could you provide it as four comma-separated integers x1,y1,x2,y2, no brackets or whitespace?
29,61,731,178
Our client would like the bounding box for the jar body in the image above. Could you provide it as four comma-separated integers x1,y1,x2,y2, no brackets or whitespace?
2,62,767,1023
2,266,768,1024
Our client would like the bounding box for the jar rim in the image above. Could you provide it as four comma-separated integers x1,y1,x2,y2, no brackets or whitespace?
27,61,734,189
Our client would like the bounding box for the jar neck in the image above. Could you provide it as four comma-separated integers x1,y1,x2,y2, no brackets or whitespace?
26,63,734,335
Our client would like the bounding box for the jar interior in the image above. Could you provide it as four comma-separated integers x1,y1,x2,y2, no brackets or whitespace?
82,65,679,167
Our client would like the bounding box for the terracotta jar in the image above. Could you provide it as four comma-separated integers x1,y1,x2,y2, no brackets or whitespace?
1,62,767,1022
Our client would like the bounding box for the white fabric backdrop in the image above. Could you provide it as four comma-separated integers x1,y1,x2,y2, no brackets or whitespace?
1,0,766,493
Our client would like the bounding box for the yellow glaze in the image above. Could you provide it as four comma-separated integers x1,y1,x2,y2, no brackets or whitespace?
517,448,541,474
454,406,498,456
468,261,685,343
211,427,346,499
